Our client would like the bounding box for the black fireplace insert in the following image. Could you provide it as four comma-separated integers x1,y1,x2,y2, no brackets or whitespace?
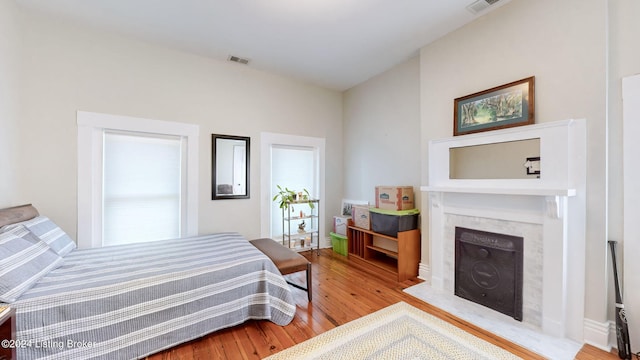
454,227,524,321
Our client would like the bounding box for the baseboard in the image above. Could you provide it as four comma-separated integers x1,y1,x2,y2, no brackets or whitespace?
583,317,612,352
321,235,332,248
418,262,430,283
608,320,619,352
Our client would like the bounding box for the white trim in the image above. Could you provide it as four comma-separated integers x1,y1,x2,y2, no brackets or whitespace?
420,186,576,197
418,262,431,283
582,318,613,352
260,132,326,243
77,111,199,248
623,74,640,353
321,235,332,249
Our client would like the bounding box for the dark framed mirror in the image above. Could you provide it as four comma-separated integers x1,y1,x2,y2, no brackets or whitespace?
212,134,250,200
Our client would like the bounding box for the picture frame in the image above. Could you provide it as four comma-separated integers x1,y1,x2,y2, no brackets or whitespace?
211,134,250,200
454,76,535,136
340,199,368,217
524,156,540,175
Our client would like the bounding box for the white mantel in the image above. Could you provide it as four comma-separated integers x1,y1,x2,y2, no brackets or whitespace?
421,119,587,343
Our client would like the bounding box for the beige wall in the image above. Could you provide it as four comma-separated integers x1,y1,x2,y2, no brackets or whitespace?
420,0,609,332
6,0,639,346
9,8,343,240
609,0,640,351
608,1,640,241
609,0,640,241
0,0,22,206
333,0,640,347
343,56,421,206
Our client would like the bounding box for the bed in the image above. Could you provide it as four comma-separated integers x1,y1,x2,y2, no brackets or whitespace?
0,204,296,360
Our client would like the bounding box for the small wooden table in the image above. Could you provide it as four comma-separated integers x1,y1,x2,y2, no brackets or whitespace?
0,306,16,360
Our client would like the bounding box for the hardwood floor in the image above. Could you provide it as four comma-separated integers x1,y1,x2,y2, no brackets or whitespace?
147,249,619,360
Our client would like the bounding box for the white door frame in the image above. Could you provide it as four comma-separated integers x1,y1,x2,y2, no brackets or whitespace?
623,74,640,353
260,132,325,243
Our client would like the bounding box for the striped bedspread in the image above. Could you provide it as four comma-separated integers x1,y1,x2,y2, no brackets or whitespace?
12,233,296,360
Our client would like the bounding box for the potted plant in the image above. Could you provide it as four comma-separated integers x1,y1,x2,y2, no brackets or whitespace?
273,185,296,209
300,188,315,209
273,185,315,209
301,188,311,201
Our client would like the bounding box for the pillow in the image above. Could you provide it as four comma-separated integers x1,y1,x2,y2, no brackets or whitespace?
0,225,63,303
0,204,39,228
12,216,76,257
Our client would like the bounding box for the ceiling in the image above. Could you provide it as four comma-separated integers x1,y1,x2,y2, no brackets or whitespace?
16,0,511,91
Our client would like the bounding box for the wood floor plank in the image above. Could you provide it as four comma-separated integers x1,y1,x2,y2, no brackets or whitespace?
215,328,246,360
147,249,619,360
229,326,254,360
281,315,317,344
253,321,292,357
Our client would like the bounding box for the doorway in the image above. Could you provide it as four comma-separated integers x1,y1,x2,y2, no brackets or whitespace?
260,133,325,242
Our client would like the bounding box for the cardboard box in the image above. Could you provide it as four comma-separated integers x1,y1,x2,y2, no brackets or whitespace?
375,186,414,211
352,205,370,230
333,216,350,236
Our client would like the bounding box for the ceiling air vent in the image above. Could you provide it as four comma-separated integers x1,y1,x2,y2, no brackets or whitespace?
227,55,250,65
466,0,501,14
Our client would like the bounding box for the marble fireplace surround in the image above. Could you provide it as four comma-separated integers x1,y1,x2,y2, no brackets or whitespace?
421,119,587,342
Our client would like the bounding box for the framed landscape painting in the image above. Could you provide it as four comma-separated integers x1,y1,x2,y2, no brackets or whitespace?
454,76,535,136
340,199,368,217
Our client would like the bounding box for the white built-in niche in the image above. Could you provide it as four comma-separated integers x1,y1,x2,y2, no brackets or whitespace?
424,119,586,197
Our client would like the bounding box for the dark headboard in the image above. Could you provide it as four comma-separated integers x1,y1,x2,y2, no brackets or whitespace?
0,204,39,228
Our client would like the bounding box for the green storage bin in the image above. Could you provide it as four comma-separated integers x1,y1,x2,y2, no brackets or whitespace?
330,232,347,256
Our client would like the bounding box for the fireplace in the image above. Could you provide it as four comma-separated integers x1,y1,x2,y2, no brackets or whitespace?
422,119,587,341
454,227,523,321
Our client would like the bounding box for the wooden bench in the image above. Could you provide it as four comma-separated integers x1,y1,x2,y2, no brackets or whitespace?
250,238,312,301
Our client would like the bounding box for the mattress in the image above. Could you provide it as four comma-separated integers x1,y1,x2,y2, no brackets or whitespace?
11,232,296,360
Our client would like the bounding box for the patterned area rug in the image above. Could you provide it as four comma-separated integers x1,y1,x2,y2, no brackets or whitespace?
266,302,523,359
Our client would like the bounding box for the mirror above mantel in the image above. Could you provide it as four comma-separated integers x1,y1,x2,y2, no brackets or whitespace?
423,119,586,197
449,138,540,180
212,134,250,200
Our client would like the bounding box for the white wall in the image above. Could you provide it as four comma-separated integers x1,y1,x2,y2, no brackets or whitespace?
608,0,640,243
10,8,343,240
343,56,421,207
420,0,609,343
609,0,640,351
0,0,22,206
